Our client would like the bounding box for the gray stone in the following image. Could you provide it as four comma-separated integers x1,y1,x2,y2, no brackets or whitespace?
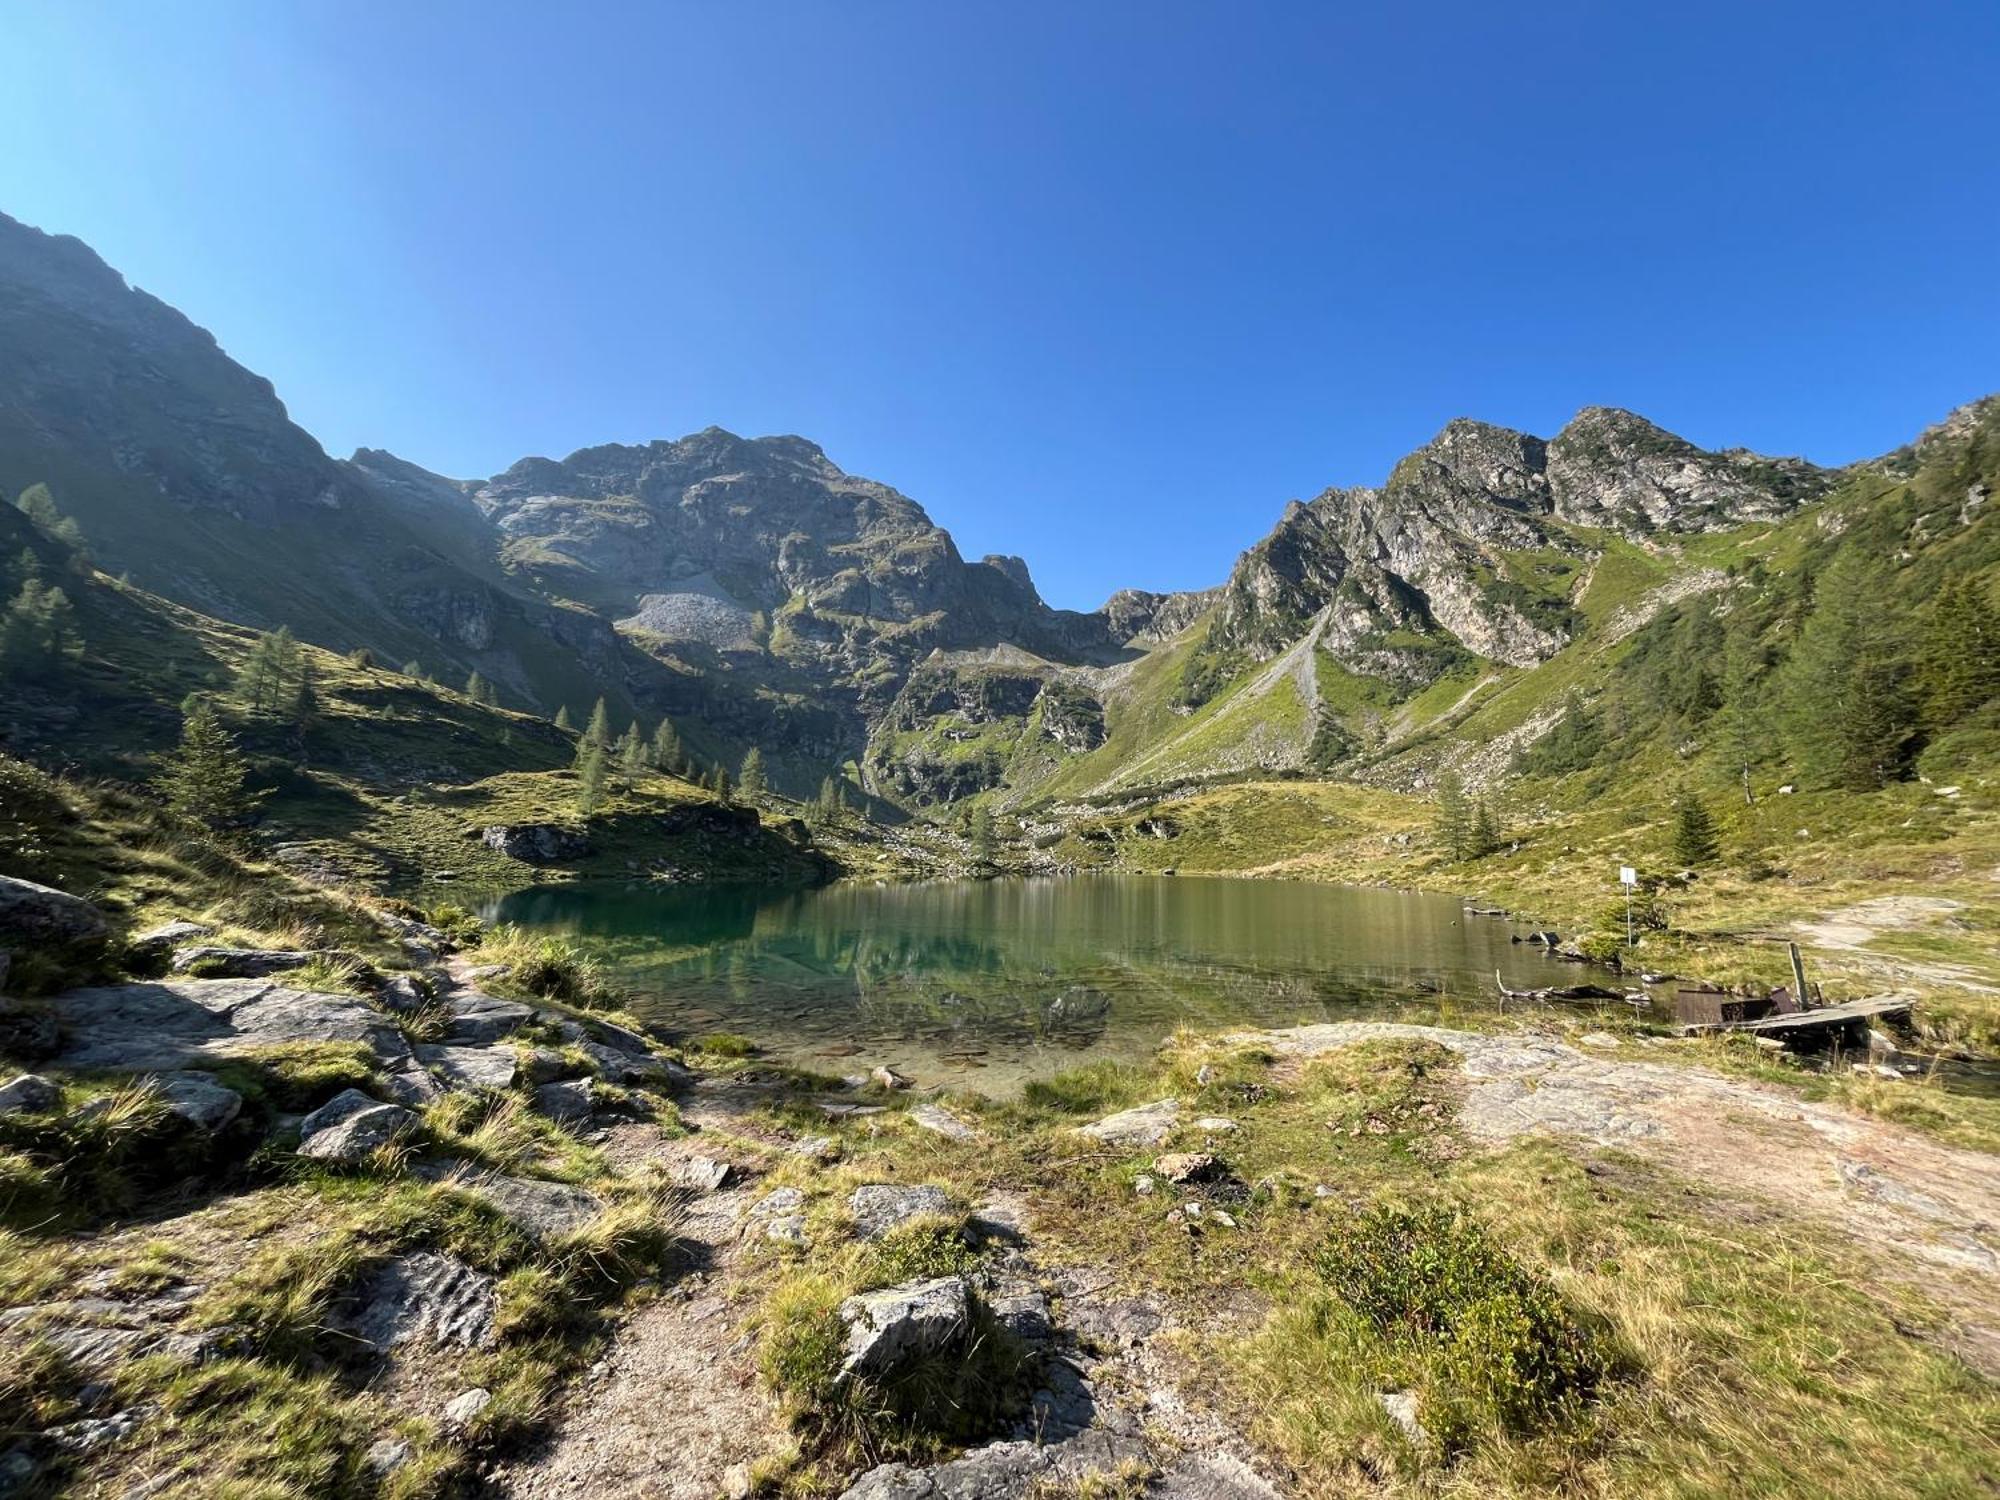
298,1097,418,1163
445,993,534,1044
379,1065,442,1106
520,1047,570,1084
442,1387,491,1426
481,823,589,864
0,998,56,1058
837,1276,970,1382
152,1073,242,1131
376,974,431,1015
871,1065,912,1090
43,1404,152,1454
746,1186,808,1244
668,1156,731,1192
839,1431,1151,1498
337,1251,497,1352
168,946,314,978
430,1167,604,1243
907,1103,977,1141
299,1087,383,1137
1080,1098,1179,1147
127,920,212,959
533,1078,595,1125
1190,1116,1238,1133
989,1289,1052,1344
0,1073,61,1116
848,1183,953,1240
789,1135,838,1161
416,1043,518,1091
577,1038,669,1085
0,874,109,956
47,979,416,1073
1155,1451,1283,1499
1152,1152,1219,1185
362,1437,412,1476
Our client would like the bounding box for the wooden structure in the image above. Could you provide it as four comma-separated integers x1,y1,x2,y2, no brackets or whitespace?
1677,993,1912,1046
1672,986,1774,1028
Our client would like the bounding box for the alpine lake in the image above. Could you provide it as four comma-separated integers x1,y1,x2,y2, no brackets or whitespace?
481,874,1619,1093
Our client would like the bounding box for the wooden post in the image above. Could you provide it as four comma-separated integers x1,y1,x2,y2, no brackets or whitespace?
1788,942,1811,1010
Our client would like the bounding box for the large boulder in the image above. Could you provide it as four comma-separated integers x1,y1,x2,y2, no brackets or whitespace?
533,1078,594,1125
415,1043,517,1091
0,874,109,968
480,824,590,864
837,1276,971,1382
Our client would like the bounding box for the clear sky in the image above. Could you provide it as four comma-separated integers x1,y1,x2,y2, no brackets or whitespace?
5,3,1997,609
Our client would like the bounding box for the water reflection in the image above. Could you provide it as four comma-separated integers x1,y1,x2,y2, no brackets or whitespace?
484,875,1586,1091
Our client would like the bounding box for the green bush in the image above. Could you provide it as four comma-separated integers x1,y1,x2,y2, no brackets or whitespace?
694,1031,756,1058
1312,1203,1611,1449
864,1216,980,1288
512,937,623,1010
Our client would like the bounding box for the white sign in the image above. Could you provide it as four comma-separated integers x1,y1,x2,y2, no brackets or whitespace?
1618,866,1637,887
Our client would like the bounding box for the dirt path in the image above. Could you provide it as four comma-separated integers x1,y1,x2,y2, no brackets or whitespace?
1793,895,1997,993
1245,1022,2000,1373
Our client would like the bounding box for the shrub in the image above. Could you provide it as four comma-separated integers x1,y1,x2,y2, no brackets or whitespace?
510,936,623,1010
1311,1202,1611,1449
694,1031,756,1058
863,1216,980,1288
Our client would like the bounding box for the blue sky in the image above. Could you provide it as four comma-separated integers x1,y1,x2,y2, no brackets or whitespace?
5,2,1997,609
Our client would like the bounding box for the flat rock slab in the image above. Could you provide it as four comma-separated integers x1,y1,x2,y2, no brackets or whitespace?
169,947,314,978
151,1072,242,1131
336,1250,497,1352
534,1078,595,1125
424,1165,604,1243
1079,1098,1179,1148
445,994,535,1045
299,1101,418,1163
848,1184,953,1240
48,980,415,1073
906,1103,978,1141
416,1043,518,1091
840,1431,1152,1499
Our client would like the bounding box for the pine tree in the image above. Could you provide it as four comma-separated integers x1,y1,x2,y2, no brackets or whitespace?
1712,630,1765,806
554,705,575,732
14,483,86,555
577,698,611,765
619,722,647,777
1432,771,1473,862
810,775,839,825
1918,576,2000,728
1469,796,1502,858
1780,555,1917,790
401,659,424,679
739,746,767,796
1671,786,1722,867
292,660,321,734
156,701,261,830
464,669,491,704
968,804,995,862
576,738,608,816
650,717,683,773
347,647,376,670
1,578,82,676
711,766,733,801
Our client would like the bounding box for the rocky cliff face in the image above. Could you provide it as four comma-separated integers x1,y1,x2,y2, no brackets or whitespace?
1196,407,1838,696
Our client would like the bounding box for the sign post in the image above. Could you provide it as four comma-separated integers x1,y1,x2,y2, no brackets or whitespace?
1618,866,1637,948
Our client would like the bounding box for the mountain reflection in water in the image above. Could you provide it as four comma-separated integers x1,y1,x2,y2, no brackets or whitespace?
483,875,1586,1092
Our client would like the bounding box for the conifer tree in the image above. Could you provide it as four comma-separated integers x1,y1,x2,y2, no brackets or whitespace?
969,804,995,862
619,722,647,777
554,704,575,732
401,659,424,678
1432,771,1473,862
711,766,733,801
1671,786,1722,867
1712,630,1765,805
156,701,261,831
1918,576,2000,728
1469,796,1502,858
292,660,321,734
579,698,611,759
1780,555,1917,790
650,717,683,774
14,483,86,555
0,577,81,676
576,738,608,816
464,669,491,704
739,746,767,796
810,775,839,825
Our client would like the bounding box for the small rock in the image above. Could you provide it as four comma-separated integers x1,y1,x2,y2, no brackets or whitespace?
0,1073,62,1116
44,1404,153,1453
338,1251,497,1352
1208,1208,1238,1228
789,1135,839,1161
1579,1032,1620,1051
376,974,430,1015
907,1102,977,1141
723,1461,755,1499
1190,1116,1238,1133
669,1156,731,1192
838,1277,970,1381
533,1078,595,1126
432,1169,604,1243
153,1073,242,1131
298,1087,385,1137
848,1183,953,1239
363,1437,412,1476
127,919,213,960
442,1387,492,1426
445,994,535,1045
0,874,110,957
1194,1065,1215,1086
416,1043,518,1091
871,1065,913,1090
1753,1036,1787,1053
1379,1390,1426,1445
1133,1174,1157,1196
520,1047,569,1085
297,1090,418,1163
1152,1152,1219,1185
1079,1098,1179,1148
